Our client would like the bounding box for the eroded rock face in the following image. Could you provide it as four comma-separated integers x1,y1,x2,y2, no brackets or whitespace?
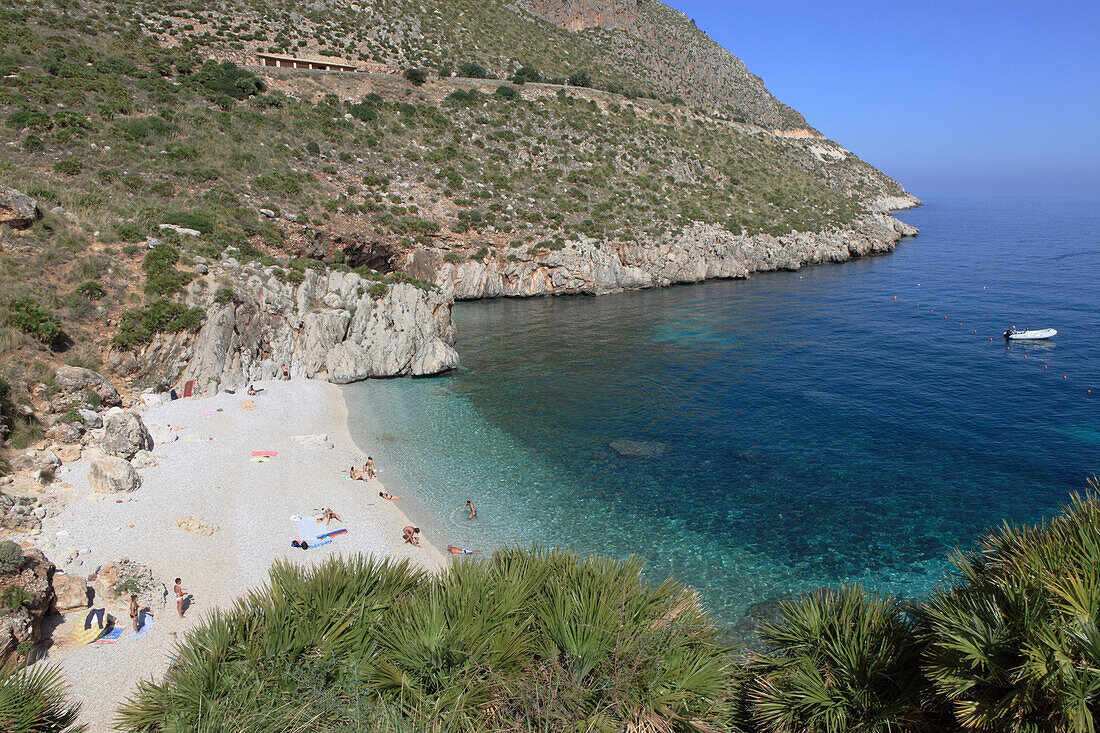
401,214,919,299
0,184,41,229
88,456,141,493
52,366,122,408
101,410,152,459
134,265,460,394
0,549,54,656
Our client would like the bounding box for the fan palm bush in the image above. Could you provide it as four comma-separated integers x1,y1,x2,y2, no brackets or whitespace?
116,547,736,732
921,485,1100,732
0,658,85,732
740,586,927,732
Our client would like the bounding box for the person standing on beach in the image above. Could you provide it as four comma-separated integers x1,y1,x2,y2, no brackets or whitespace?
464,500,477,520
365,457,376,479
174,578,188,619
281,364,290,380
129,594,140,633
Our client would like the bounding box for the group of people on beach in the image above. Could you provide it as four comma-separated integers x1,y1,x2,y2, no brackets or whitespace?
348,457,376,481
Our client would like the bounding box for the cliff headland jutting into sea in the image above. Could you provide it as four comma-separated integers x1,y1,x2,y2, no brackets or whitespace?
9,0,1062,729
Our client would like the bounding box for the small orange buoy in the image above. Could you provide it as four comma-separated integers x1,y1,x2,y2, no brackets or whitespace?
1023,355,1027,359
1043,366,1048,370
973,330,977,333
1063,376,1067,380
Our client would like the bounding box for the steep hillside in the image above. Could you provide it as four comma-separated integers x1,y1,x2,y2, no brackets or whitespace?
0,0,918,460
513,0,815,130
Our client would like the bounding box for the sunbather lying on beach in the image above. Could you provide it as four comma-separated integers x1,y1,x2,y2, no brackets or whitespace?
379,491,403,501
321,507,341,524
447,545,480,555
402,526,421,547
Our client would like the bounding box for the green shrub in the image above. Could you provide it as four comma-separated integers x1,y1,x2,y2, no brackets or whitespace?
115,549,734,731
112,300,204,350
0,658,83,731
5,297,64,347
112,117,174,142
568,71,592,88
494,84,519,100
742,586,927,732
142,245,193,297
348,102,377,122
0,585,32,611
402,68,428,86
53,159,82,176
367,282,388,298
5,109,51,131
0,541,22,575
305,141,320,155
74,281,105,300
470,246,490,261
443,89,482,107
442,252,461,263
458,62,492,79
188,60,264,101
511,66,541,84
213,287,235,306
921,486,1100,732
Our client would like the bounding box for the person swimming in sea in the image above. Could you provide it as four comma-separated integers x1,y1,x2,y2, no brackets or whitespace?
447,545,480,555
463,500,477,520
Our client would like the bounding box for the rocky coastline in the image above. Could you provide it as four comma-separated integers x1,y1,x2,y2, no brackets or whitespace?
401,212,919,300
114,259,460,396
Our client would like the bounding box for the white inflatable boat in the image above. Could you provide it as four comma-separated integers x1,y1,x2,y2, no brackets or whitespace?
1004,327,1057,340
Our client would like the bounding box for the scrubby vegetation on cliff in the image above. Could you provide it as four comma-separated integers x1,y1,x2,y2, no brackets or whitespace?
108,486,1100,732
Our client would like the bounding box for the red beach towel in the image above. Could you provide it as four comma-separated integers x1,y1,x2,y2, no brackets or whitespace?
251,451,278,457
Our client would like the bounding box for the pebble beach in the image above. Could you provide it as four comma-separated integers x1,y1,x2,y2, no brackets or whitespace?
37,379,444,731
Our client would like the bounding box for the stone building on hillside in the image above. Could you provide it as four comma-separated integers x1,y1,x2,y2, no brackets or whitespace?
256,52,358,72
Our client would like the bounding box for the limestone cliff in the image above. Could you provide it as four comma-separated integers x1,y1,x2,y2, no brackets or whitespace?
401,213,917,299
119,259,458,394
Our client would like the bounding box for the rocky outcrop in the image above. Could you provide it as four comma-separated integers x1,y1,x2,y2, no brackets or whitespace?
52,366,122,408
101,410,152,459
0,184,41,229
89,559,166,613
0,548,54,657
130,261,459,394
51,572,90,614
402,213,918,299
87,456,141,493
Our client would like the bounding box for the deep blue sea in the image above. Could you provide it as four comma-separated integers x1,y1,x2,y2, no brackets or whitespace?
345,194,1099,627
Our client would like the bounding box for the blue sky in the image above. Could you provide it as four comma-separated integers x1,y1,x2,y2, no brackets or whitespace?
666,1,1100,196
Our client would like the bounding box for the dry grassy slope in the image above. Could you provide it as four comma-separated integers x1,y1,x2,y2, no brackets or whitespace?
512,0,815,131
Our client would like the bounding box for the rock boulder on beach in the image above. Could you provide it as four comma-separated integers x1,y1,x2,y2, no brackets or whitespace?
101,410,152,459
52,366,122,408
87,456,141,493
90,559,166,612
51,573,90,613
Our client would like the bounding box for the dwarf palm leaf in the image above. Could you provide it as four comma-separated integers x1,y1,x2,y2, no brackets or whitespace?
746,585,926,733
0,659,85,733
117,548,736,732
921,488,1100,732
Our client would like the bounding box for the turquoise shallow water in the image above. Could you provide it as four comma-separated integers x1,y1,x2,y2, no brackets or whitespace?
345,193,1099,627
